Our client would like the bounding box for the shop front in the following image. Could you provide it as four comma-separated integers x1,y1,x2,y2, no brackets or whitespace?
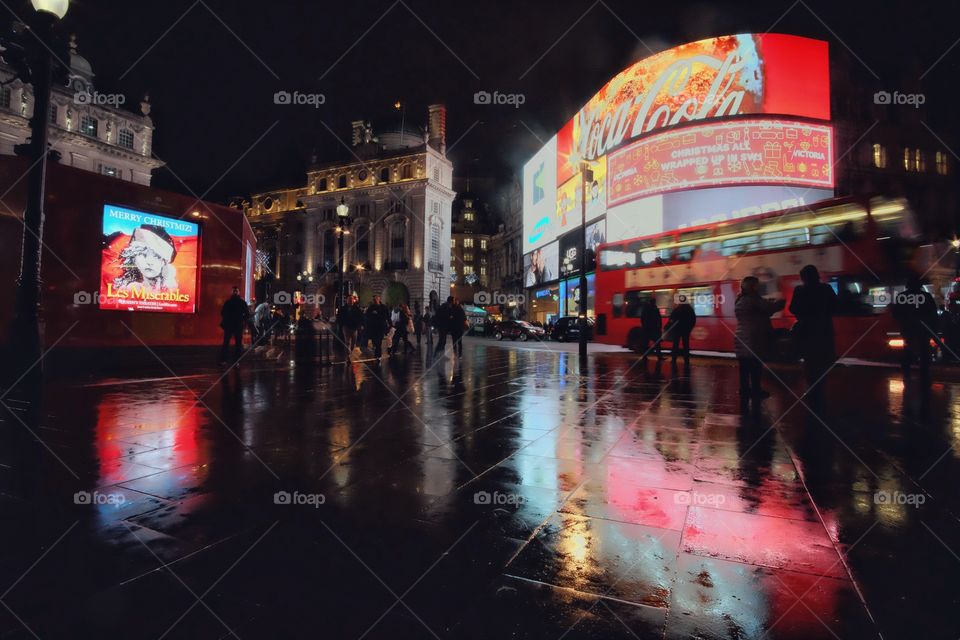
559,273,595,318
528,284,560,324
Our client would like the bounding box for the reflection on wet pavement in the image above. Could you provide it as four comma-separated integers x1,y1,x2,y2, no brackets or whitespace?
1,339,959,638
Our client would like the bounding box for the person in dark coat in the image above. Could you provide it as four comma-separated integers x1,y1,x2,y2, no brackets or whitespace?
892,276,938,382
789,265,838,402
364,294,390,359
666,297,697,364
337,294,364,358
734,276,785,403
449,297,467,356
413,303,424,348
435,297,453,352
639,298,664,361
219,286,249,363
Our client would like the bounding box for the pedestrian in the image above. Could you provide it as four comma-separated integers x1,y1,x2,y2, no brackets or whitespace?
789,265,837,402
450,297,467,356
435,296,453,352
640,298,664,361
364,294,390,359
337,294,363,359
390,303,416,355
891,275,938,382
413,303,424,348
423,309,434,350
666,297,697,364
219,286,249,364
734,276,786,404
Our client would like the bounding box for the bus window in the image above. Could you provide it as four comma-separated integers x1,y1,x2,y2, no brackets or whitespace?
676,286,717,317
721,234,759,256
600,247,636,271
624,291,647,318
612,292,624,318
759,227,808,250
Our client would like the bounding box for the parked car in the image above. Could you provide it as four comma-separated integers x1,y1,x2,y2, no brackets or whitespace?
551,316,595,341
494,320,546,342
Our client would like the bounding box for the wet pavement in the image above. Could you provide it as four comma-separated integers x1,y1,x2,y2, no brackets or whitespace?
1,337,959,639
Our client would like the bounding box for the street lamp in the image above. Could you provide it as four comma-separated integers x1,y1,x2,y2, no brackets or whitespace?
336,198,352,311
578,162,594,367
9,0,69,383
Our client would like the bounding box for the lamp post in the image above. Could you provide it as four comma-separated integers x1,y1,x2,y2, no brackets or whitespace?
336,198,351,311
578,162,594,367
8,0,69,383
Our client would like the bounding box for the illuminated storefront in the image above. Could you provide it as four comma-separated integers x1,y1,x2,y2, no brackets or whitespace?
529,285,560,324
521,33,834,318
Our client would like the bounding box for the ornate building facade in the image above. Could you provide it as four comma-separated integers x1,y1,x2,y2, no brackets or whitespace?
0,37,163,185
243,105,455,314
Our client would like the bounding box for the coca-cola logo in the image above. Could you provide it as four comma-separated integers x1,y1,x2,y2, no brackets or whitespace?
577,50,762,161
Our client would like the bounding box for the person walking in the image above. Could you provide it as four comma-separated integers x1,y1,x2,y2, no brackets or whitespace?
413,303,424,349
734,276,785,405
666,297,697,364
364,294,390,359
435,297,453,353
449,297,467,356
640,298,664,361
892,276,938,383
423,309,434,350
390,303,416,355
219,286,249,364
337,294,363,359
789,265,838,403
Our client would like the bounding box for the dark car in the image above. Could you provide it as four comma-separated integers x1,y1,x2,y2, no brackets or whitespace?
494,320,546,342
551,316,595,342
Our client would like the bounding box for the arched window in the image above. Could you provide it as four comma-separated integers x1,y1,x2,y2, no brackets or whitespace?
318,177,328,191
380,167,390,182
337,174,347,188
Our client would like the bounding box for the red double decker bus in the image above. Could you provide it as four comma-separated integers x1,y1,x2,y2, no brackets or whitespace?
593,196,940,360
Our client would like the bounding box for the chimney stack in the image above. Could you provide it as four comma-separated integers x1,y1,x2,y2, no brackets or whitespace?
351,120,365,147
427,104,446,153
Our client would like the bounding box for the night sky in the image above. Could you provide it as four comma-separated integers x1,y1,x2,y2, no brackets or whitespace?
26,0,957,203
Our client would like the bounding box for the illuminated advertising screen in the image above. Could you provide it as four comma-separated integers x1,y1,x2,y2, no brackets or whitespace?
608,119,834,205
99,204,200,313
559,219,607,277
522,33,831,261
524,240,559,287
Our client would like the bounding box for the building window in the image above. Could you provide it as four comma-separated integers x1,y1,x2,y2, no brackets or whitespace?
936,151,949,175
390,222,405,263
20,92,27,116
318,177,327,191
463,265,474,275
430,221,441,267
380,167,390,182
480,239,488,250
118,129,134,150
0,85,10,109
80,115,98,137
872,143,886,169
464,199,473,208
323,229,336,267
914,149,925,172
401,164,412,180
356,225,369,263
480,267,487,277
903,148,911,171
464,211,475,222
337,174,347,188
49,105,58,125
101,165,119,178
464,253,474,262
463,238,474,248
451,238,456,248
433,166,440,181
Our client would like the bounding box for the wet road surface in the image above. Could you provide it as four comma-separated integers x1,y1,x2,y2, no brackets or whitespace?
1,337,959,639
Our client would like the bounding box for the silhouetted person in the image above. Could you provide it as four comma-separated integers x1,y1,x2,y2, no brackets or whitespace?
435,296,454,352
413,303,424,348
735,276,785,406
789,265,837,404
337,294,363,359
219,286,249,364
364,294,390,359
666,298,697,364
640,298,663,361
449,298,467,356
892,276,938,383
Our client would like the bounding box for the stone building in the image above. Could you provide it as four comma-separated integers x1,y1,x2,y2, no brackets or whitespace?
243,105,455,315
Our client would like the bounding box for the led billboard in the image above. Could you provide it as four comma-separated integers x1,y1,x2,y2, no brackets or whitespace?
99,204,200,313
522,33,831,258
